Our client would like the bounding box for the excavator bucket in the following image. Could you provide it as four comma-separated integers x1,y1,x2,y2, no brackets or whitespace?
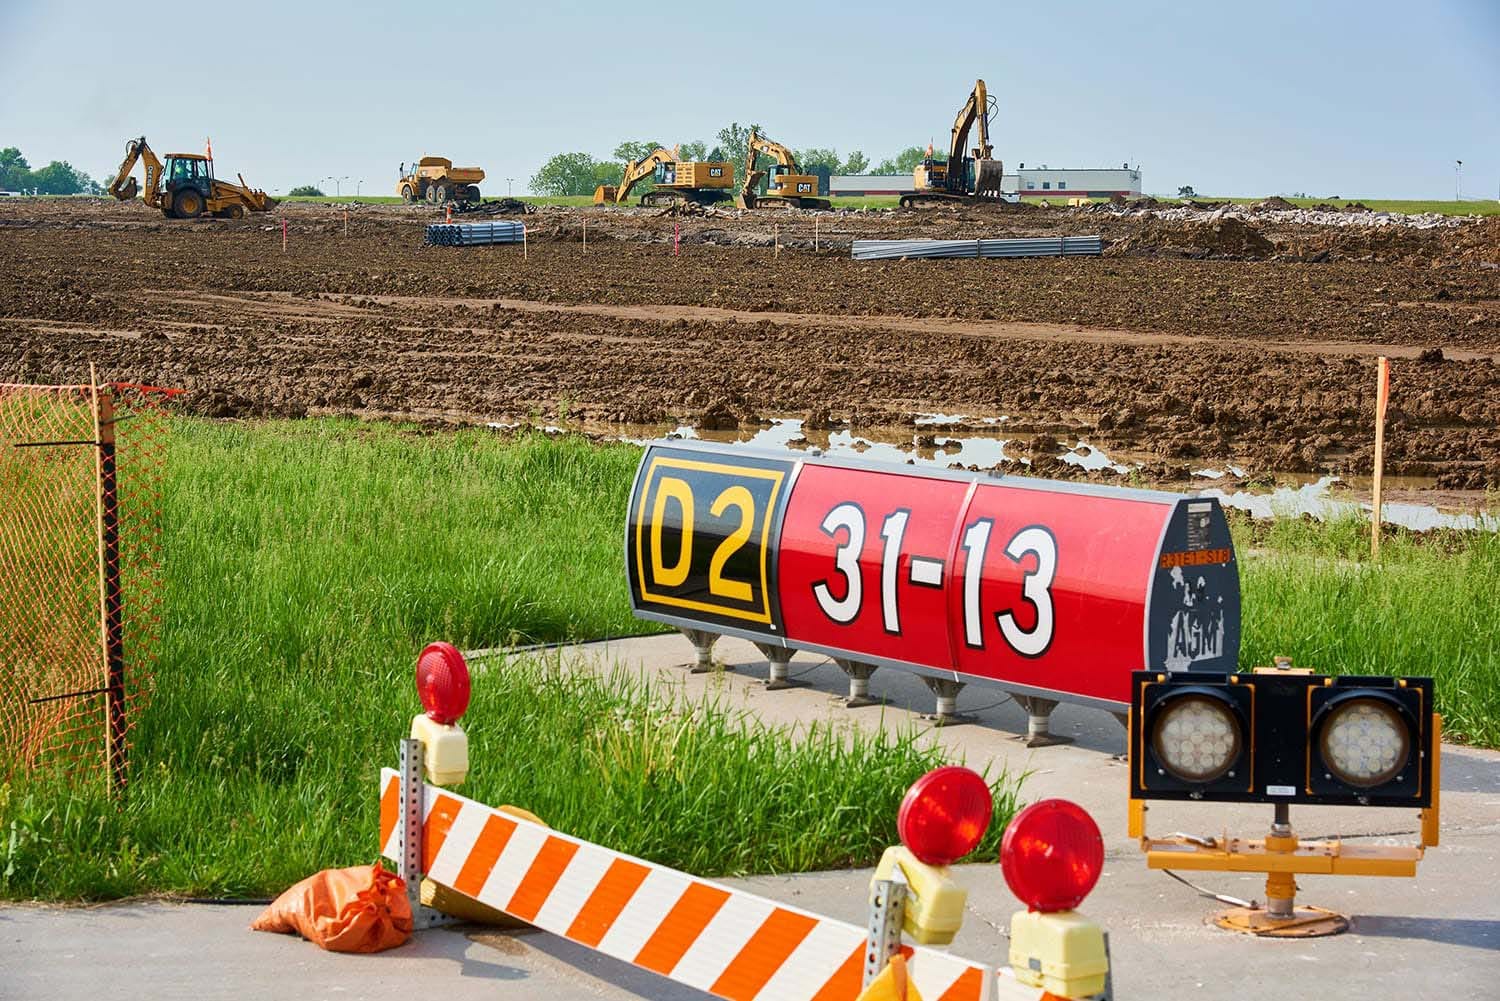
974,158,1006,199
593,185,617,205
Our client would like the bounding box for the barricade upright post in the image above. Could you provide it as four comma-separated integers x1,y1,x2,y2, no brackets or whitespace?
398,737,458,929
864,868,908,987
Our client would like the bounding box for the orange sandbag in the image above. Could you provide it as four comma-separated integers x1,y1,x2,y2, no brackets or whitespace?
251,862,413,953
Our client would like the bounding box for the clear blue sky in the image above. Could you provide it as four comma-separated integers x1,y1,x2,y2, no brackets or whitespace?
2,0,1496,199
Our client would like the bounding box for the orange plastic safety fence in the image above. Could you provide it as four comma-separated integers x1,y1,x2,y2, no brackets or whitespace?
0,381,176,791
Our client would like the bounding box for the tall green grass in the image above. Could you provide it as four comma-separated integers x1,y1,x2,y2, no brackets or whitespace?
0,419,1018,900
1232,513,1500,746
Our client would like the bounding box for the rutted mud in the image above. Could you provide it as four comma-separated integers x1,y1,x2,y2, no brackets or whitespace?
1,198,1496,492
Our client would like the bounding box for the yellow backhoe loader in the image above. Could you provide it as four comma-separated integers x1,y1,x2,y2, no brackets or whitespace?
900,80,1008,208
735,130,830,210
593,146,734,207
107,136,275,219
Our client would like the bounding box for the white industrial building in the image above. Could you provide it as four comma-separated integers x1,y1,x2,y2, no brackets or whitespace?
831,164,1142,200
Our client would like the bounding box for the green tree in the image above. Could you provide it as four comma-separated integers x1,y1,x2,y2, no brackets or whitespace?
0,147,31,190
840,150,870,174
288,185,324,197
677,140,708,162
530,152,612,197
612,141,661,165
796,147,841,173
28,160,94,195
873,146,926,175
715,123,762,163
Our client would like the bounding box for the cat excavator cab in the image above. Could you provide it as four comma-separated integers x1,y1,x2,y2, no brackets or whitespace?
735,130,831,210
900,80,1009,208
593,146,734,207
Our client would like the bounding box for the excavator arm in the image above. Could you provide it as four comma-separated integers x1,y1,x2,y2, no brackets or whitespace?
615,146,677,204
948,80,993,165
740,130,802,203
107,136,164,207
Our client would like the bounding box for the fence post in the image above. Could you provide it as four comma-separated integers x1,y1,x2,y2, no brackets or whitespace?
92,381,126,793
1371,356,1390,558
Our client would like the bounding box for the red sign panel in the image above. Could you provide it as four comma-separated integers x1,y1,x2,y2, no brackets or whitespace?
628,443,1241,709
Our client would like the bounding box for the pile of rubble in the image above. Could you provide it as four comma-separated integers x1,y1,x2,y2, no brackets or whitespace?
1088,199,1473,230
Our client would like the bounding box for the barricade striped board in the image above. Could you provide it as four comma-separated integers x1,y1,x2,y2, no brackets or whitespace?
379,770,1038,1001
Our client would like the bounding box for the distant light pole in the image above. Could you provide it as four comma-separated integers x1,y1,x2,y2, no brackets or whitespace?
338,176,350,197
507,177,514,197
356,179,363,195
1455,160,1462,201
322,176,335,196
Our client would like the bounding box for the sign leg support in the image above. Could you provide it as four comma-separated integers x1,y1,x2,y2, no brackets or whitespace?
1013,695,1074,747
755,642,804,690
398,738,460,930
836,659,879,708
679,628,729,674
921,677,976,726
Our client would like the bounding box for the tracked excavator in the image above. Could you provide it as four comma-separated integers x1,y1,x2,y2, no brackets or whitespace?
107,136,275,219
735,130,830,210
593,146,734,208
900,80,1008,208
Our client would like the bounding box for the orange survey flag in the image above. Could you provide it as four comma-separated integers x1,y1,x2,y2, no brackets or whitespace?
251,862,412,953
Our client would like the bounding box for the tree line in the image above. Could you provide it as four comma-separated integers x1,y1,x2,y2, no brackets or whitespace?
529,122,930,197
1,147,101,195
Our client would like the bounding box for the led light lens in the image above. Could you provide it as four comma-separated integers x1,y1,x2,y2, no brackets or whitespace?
1151,694,1241,783
1321,698,1409,788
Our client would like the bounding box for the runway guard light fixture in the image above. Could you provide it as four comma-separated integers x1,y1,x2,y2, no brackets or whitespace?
411,642,471,786
1128,663,1441,937
1001,799,1109,998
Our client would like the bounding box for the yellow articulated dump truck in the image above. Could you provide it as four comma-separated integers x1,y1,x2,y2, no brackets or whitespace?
593,147,734,207
107,136,275,219
397,157,485,205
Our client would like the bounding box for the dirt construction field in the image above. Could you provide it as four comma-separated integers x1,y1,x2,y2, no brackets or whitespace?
3,197,1497,494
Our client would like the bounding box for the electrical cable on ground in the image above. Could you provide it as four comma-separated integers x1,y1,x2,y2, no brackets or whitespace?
1161,869,1256,909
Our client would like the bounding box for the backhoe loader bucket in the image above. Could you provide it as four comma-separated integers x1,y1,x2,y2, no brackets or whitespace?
974,158,1005,199
114,177,139,201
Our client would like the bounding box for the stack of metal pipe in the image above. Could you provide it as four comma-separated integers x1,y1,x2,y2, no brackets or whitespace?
424,221,526,247
851,235,1103,261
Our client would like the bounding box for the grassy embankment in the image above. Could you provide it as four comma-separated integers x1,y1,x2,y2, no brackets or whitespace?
0,420,1019,901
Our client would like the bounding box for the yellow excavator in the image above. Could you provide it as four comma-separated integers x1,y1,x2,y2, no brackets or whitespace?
900,80,1007,208
735,130,831,210
593,146,735,207
107,136,275,219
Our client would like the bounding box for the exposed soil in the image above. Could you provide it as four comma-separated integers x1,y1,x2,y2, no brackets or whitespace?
2,198,1497,491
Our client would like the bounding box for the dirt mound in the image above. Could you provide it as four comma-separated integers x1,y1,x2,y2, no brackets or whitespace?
1254,196,1297,211
1109,216,1275,259
1341,201,1370,213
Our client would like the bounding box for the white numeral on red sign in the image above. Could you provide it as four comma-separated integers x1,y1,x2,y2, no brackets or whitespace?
879,510,910,634
962,519,1057,657
813,502,864,624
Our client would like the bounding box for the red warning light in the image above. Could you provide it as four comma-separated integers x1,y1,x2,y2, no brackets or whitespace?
897,766,994,866
1000,799,1103,912
416,642,471,725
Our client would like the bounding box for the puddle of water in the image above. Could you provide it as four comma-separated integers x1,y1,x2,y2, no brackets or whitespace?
531,415,1498,534
1204,476,1499,533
